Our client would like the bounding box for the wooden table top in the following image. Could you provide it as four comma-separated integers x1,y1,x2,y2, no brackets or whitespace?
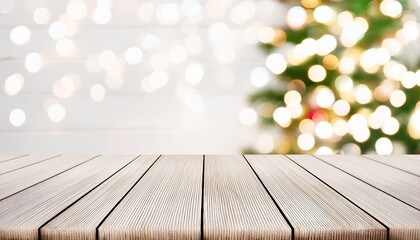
0,155,419,240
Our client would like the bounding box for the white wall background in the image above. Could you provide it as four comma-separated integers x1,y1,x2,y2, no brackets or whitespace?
0,0,285,154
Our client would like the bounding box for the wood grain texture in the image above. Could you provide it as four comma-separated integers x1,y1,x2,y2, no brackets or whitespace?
315,155,420,210
363,155,420,176
0,155,60,175
98,155,203,240
41,155,159,240
0,155,27,163
245,155,386,240
0,155,138,240
204,155,291,240
0,155,97,200
289,155,420,240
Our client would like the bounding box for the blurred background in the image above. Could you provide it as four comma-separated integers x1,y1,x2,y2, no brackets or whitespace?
0,0,419,154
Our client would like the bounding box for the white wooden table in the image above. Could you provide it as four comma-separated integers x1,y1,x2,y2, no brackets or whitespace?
0,155,419,239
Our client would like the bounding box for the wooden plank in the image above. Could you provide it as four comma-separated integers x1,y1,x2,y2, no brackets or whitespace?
0,155,60,175
204,155,291,240
0,155,27,163
0,155,138,240
41,155,159,240
245,155,387,239
363,155,420,176
289,155,420,240
0,155,96,200
315,155,420,210
98,155,203,240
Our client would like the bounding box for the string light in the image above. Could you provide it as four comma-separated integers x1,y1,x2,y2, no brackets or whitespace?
240,108,258,126
33,8,51,25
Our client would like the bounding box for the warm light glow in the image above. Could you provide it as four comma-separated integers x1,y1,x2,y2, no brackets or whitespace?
284,90,302,105
273,107,291,127
301,0,319,9
287,6,307,30
316,146,334,154
375,137,393,154
250,67,270,88
255,134,274,153
313,5,336,25
287,103,303,118
240,108,258,126
338,57,356,74
10,26,31,45
323,55,339,70
408,109,420,139
258,26,276,44
315,121,333,139
382,38,401,56
266,53,287,74
299,119,315,133
335,75,353,92
9,109,26,127
333,100,350,116
317,35,337,56
298,133,315,151
316,88,335,108
308,65,327,82
389,90,406,107
381,117,399,135
354,84,372,104
380,0,403,18
4,73,24,96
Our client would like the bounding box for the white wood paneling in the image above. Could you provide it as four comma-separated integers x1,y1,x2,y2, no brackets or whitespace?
0,0,285,153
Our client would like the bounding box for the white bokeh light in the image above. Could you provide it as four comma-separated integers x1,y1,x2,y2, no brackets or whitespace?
239,108,257,126
49,21,67,39
9,109,26,127
124,47,143,65
93,7,112,25
67,0,88,20
266,53,287,74
48,104,66,122
298,133,315,151
185,63,204,85
4,73,24,96
56,38,75,56
250,67,270,88
25,52,42,73
33,8,51,25
10,26,31,45
90,84,106,102
156,3,181,25
375,137,393,154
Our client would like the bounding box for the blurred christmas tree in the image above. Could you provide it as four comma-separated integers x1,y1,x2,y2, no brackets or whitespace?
248,0,420,154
